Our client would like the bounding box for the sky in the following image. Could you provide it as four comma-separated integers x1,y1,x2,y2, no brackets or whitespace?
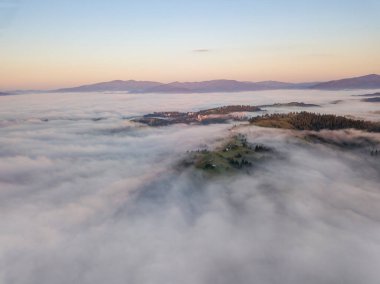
0,0,379,90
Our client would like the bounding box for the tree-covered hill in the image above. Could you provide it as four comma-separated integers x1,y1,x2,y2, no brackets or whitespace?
250,112,380,132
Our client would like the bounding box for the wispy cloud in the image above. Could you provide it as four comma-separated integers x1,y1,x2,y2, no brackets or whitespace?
192,49,211,53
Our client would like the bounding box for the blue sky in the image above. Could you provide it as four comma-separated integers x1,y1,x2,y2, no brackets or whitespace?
1,0,379,89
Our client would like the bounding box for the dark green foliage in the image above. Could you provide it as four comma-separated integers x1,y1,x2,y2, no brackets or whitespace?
179,134,274,176
250,112,380,132
259,102,320,108
198,105,261,115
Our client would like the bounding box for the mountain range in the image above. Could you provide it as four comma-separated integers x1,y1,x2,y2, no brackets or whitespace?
310,74,380,90
53,74,380,93
55,80,162,92
2,74,380,95
54,79,318,93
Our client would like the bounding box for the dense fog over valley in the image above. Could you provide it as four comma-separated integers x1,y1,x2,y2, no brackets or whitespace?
1,89,380,284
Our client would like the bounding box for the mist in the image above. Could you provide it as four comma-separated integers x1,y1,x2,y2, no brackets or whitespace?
1,89,380,284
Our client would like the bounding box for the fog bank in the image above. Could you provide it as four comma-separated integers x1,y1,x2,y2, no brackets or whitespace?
0,90,380,284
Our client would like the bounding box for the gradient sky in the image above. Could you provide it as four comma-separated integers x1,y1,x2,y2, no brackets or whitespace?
1,0,379,89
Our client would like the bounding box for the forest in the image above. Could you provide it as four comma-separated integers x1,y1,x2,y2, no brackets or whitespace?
250,112,380,132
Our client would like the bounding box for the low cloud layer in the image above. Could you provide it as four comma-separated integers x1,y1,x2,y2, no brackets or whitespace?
0,90,380,284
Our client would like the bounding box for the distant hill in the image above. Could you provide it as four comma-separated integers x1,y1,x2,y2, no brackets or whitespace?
0,92,12,96
56,79,303,93
355,92,380,97
167,80,257,92
361,97,380,103
133,80,305,93
55,80,162,92
259,102,320,108
138,83,194,94
311,74,380,90
51,74,380,93
250,112,380,132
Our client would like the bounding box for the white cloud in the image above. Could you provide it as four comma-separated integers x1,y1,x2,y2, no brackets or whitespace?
0,90,380,284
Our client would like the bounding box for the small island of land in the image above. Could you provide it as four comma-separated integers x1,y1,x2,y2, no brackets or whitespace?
355,92,380,97
361,97,380,103
180,134,274,176
133,103,322,127
353,92,380,103
259,102,320,108
133,105,262,126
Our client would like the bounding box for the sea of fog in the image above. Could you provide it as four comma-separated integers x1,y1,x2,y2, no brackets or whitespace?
1,89,380,284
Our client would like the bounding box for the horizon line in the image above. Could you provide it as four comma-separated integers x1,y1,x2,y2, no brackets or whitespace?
4,73,380,92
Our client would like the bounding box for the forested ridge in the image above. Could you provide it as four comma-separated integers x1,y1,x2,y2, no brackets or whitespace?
250,112,380,132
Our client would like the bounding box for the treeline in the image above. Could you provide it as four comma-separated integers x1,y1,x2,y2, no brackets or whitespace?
143,105,261,119
144,111,187,118
250,112,380,132
199,105,261,115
